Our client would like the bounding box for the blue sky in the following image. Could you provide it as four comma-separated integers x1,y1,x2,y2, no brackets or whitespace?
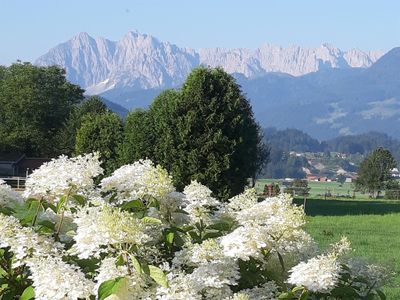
1,0,399,65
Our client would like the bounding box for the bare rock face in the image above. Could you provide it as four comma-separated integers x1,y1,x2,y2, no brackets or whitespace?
35,31,383,94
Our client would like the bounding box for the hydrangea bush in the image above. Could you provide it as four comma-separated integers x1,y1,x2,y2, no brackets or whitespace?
0,154,391,299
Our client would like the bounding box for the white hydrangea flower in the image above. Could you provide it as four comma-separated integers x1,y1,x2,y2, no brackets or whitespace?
26,256,94,300
156,271,201,300
0,180,23,208
158,191,188,226
225,188,258,213
287,238,351,293
235,194,305,229
188,260,240,290
287,253,341,293
204,286,233,299
72,205,154,258
94,257,146,298
173,238,225,267
229,281,279,300
24,153,103,203
101,159,174,204
183,180,220,224
221,194,313,261
220,224,271,261
0,213,62,267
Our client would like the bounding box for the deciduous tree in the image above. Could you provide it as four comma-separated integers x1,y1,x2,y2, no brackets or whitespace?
355,147,397,198
0,62,84,156
75,112,123,174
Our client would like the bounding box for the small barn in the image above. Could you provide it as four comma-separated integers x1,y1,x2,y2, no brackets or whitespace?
0,153,50,177
0,153,26,176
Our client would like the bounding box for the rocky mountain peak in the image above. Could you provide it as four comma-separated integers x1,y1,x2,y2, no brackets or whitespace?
36,30,384,94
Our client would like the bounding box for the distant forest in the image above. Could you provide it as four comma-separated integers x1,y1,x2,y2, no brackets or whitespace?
262,128,400,179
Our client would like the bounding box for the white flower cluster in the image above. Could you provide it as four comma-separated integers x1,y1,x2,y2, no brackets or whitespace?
0,180,23,208
287,237,351,293
224,188,258,213
0,213,94,299
221,194,314,261
183,180,220,224
0,213,61,266
24,153,103,203
27,256,94,300
72,205,154,259
101,159,174,204
229,281,279,300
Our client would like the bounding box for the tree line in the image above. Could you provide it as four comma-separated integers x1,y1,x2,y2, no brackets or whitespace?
0,63,267,200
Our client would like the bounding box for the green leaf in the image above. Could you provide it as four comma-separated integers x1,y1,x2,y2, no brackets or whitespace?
291,286,304,293
141,216,162,224
299,290,309,300
56,195,67,213
42,201,57,213
165,231,174,244
121,199,144,210
376,290,387,300
277,252,285,272
129,255,149,275
115,255,124,267
13,200,40,225
98,277,127,300
331,286,358,297
38,220,55,230
149,265,168,287
19,286,35,300
72,194,85,206
278,291,295,299
173,231,185,247
130,255,142,274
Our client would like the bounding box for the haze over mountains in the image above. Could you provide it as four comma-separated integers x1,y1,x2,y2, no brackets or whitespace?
35,31,400,139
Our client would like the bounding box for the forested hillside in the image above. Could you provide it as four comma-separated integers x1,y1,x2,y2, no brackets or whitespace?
262,128,400,178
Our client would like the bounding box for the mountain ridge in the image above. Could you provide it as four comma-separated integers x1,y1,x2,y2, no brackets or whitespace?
35,31,400,139
36,31,384,95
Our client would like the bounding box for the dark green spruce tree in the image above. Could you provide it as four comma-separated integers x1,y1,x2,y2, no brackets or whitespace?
150,67,268,199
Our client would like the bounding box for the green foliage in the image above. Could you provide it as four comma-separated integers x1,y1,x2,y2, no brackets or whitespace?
262,148,308,179
0,247,31,299
285,179,311,197
147,90,182,174
55,96,109,155
75,112,123,174
337,174,346,185
118,109,154,165
0,62,84,156
144,67,267,200
98,277,127,300
385,180,400,200
264,127,323,153
355,148,397,198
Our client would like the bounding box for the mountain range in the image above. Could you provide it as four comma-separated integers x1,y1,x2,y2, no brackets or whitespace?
35,31,400,139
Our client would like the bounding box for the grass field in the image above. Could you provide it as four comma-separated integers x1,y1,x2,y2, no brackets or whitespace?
294,198,400,299
256,180,400,298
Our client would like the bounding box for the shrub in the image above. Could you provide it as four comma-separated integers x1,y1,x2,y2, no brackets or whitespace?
0,154,390,299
